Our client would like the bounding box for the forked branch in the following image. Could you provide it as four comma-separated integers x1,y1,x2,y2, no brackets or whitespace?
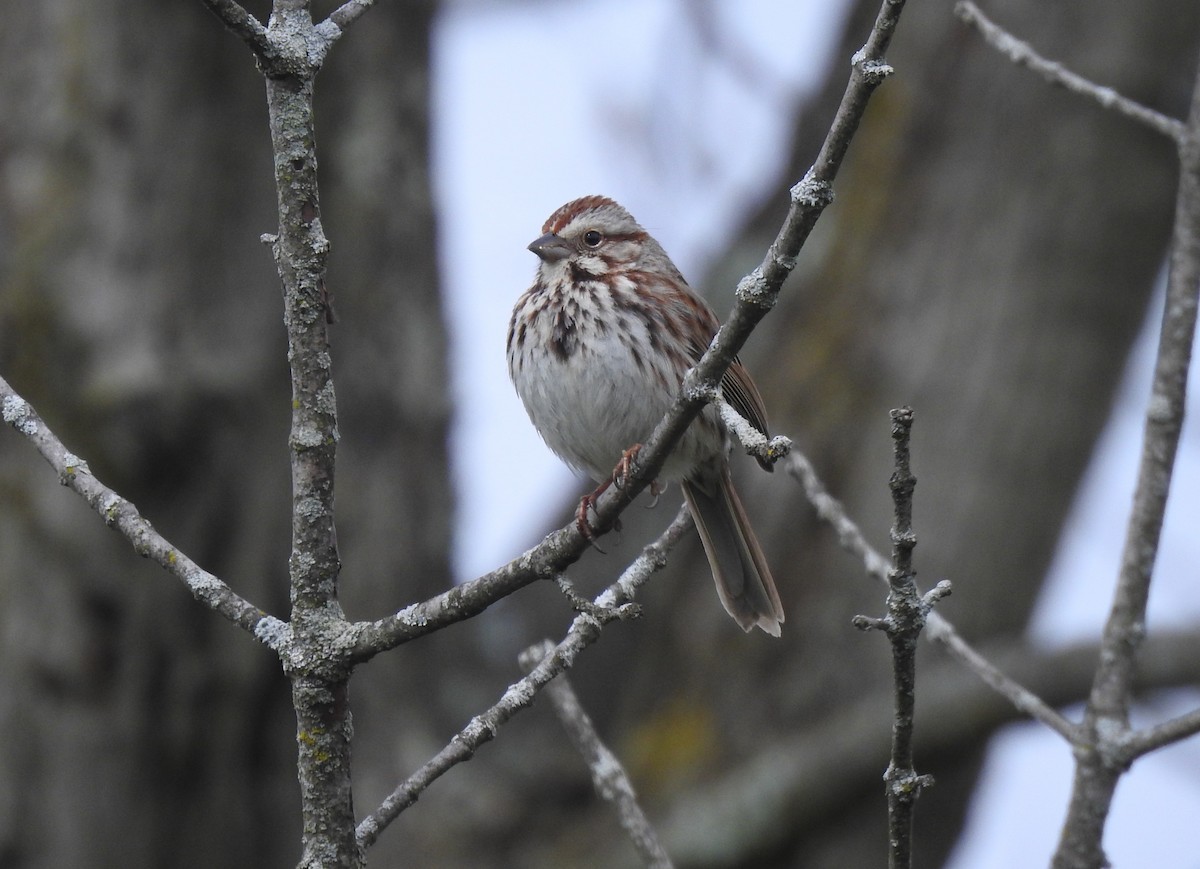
355,508,693,850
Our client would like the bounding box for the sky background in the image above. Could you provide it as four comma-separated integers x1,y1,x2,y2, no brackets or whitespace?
432,2,1200,865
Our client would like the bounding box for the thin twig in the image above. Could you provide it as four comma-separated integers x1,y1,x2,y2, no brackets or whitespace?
354,508,693,851
197,0,272,59
711,393,792,466
784,446,1080,740
785,450,892,582
520,641,673,869
923,614,1080,741
326,0,376,32
345,518,622,660
955,1,1186,143
314,0,378,54
1122,707,1200,761
0,379,285,649
856,408,935,869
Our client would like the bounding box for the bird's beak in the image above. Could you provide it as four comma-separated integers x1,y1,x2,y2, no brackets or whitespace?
527,232,573,263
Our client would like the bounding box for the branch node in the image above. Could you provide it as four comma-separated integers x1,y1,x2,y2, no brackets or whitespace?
885,765,935,797
59,453,91,485
790,173,835,209
734,267,774,307
554,575,632,624
859,58,895,84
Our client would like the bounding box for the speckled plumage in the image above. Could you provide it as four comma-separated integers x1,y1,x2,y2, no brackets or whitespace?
508,196,784,635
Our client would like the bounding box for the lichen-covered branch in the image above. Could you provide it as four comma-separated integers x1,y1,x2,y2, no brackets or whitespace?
520,641,674,869
355,508,693,851
0,378,286,649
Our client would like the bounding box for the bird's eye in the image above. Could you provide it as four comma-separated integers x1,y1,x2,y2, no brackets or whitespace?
582,230,603,248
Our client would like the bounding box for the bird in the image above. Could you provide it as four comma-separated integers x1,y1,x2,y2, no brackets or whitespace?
507,195,783,635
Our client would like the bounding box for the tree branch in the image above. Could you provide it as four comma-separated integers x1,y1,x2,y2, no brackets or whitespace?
520,641,673,869
322,1,376,35
784,445,1080,740
1053,49,1200,869
346,519,616,660
880,408,935,868
955,1,1186,143
711,392,792,466
239,2,356,864
850,409,937,868
355,507,693,852
658,629,1200,866
785,450,892,582
197,0,272,60
923,614,1080,742
0,378,286,649
1122,706,1200,761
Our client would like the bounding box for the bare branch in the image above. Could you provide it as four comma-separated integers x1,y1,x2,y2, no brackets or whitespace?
197,0,272,59
955,1,1186,142
1053,52,1200,869
323,0,376,34
784,450,892,582
878,408,935,868
784,443,1080,740
346,520,611,660
659,629,1200,865
844,410,940,865
923,614,1080,741
1122,706,1200,761
0,378,286,649
355,507,693,852
520,641,673,869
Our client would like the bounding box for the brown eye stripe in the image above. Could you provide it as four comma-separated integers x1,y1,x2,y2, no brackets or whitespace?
592,231,646,244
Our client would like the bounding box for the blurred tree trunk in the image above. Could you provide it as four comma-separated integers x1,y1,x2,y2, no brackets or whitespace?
0,2,460,867
490,1,1200,867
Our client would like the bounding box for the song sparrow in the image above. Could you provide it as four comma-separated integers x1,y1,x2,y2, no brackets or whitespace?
507,195,784,636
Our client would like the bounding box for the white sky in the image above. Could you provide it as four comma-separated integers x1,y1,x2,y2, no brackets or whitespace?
431,2,1200,865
